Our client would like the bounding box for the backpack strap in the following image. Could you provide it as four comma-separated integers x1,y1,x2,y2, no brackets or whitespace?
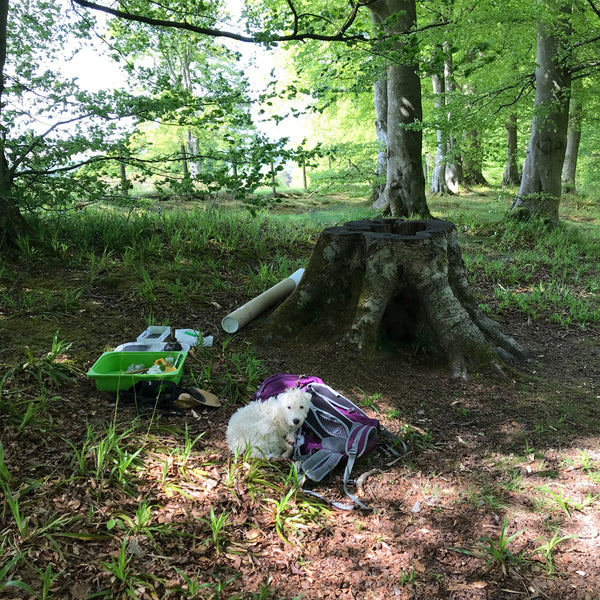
295,449,361,511
296,424,377,510
299,488,357,511
342,451,370,510
378,426,408,456
340,423,377,510
296,447,372,511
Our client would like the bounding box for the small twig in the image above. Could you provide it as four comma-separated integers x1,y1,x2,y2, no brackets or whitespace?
386,451,413,467
355,468,378,491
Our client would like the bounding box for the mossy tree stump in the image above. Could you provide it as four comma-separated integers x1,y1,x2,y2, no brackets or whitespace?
266,218,525,380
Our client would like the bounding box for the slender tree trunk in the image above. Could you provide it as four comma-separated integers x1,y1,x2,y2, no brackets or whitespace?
118,147,130,196
185,129,201,176
176,54,203,178
368,0,430,218
370,74,388,209
119,162,128,195
512,1,571,225
502,113,520,187
561,80,582,192
181,143,189,179
302,156,308,190
430,70,449,195
0,149,28,249
443,43,462,193
270,161,277,196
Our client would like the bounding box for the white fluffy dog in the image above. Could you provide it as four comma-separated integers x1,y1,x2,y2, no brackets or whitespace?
226,387,311,459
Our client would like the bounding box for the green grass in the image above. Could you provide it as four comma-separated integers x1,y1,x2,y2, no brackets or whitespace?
428,191,600,328
451,515,525,570
8,190,597,338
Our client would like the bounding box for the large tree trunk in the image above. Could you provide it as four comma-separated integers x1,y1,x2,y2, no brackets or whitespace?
0,0,28,249
511,1,571,224
370,74,388,210
429,69,449,195
561,80,582,192
265,218,524,381
502,113,520,187
0,164,30,248
368,0,430,218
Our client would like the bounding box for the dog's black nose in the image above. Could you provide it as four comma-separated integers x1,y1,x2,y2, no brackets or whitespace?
293,418,300,425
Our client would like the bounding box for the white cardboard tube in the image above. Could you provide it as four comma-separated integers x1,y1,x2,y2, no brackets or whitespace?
221,268,304,333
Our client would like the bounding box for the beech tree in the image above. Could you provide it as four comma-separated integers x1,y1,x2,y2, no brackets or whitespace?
0,0,129,247
509,0,600,220
371,74,388,207
366,0,429,217
502,113,521,187
561,79,583,191
422,0,536,197
511,0,572,224
462,129,488,187
108,15,262,196
0,0,318,249
429,46,450,195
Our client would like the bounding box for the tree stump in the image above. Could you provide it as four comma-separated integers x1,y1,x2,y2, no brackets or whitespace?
265,218,525,380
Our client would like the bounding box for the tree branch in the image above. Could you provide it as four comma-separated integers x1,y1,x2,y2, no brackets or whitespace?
586,0,600,20
571,33,600,50
571,60,600,77
17,147,236,178
285,0,299,37
11,114,95,175
70,0,369,43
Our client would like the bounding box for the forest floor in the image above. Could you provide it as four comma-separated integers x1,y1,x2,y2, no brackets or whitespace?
1,195,599,600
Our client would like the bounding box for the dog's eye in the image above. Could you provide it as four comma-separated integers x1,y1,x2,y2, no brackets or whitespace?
287,406,291,410
300,405,304,409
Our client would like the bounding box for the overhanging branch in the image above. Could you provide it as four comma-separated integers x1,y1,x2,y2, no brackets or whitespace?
70,0,369,44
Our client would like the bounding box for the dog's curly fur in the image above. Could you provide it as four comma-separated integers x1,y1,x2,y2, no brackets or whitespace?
226,387,311,459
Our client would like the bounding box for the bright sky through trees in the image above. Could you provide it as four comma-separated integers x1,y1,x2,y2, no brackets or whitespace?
59,1,307,144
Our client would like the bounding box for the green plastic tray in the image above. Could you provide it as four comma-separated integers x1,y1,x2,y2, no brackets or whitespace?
87,351,187,392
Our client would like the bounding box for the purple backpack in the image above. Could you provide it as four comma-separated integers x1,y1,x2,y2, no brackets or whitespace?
253,373,388,509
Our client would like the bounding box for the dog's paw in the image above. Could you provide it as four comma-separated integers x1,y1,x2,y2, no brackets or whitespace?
281,446,294,459
280,437,295,459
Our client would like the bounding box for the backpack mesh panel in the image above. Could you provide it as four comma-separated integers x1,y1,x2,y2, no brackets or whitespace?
316,412,347,438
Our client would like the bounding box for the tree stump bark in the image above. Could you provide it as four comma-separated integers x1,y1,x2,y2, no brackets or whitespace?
266,218,525,380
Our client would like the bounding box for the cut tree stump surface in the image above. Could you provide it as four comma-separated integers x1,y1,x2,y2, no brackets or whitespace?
265,218,525,380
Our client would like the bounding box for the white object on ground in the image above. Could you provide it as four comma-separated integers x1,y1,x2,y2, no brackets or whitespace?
221,268,304,333
136,326,170,343
175,329,214,347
